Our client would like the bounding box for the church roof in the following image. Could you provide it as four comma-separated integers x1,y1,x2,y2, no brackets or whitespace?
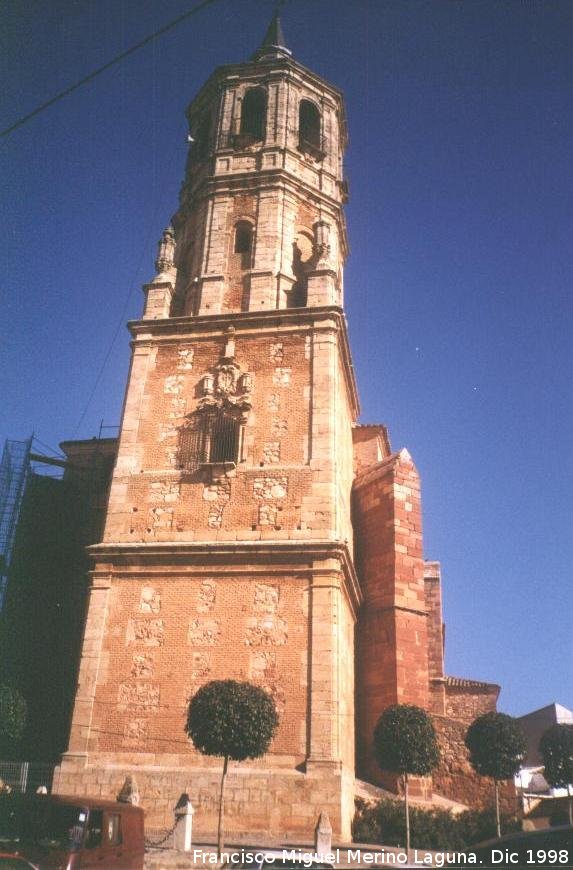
445,675,500,691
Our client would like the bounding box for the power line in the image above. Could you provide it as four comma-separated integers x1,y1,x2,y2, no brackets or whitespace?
0,0,222,140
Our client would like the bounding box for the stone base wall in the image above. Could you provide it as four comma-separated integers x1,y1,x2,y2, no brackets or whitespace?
432,715,517,815
444,679,499,721
54,757,354,841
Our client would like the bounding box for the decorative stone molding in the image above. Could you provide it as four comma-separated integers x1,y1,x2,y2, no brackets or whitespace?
118,682,160,711
126,618,164,646
149,506,173,531
197,341,253,421
197,581,216,613
258,504,278,526
272,367,291,387
164,375,184,395
139,587,161,614
267,393,280,412
192,652,211,679
131,653,154,678
270,342,284,363
271,420,288,437
244,615,287,647
254,583,279,613
177,347,194,371
169,397,187,419
155,225,176,274
313,220,331,267
250,650,277,681
188,618,221,645
123,720,149,746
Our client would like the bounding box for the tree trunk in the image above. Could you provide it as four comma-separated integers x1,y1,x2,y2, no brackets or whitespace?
494,779,501,839
217,755,229,860
404,772,411,857
568,785,573,826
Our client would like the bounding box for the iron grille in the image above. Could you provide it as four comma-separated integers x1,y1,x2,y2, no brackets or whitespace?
209,409,240,464
178,409,240,472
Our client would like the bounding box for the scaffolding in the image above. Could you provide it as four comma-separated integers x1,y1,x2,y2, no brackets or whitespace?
0,436,32,609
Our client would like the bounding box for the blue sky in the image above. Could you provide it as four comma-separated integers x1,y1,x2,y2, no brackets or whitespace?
1,0,572,717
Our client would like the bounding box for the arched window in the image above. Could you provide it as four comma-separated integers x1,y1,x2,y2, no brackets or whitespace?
240,88,267,141
234,221,253,255
298,100,322,153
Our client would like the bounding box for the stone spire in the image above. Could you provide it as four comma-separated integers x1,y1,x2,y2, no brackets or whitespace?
252,12,292,61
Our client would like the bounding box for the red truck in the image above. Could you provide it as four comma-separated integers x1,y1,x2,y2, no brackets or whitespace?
0,794,145,868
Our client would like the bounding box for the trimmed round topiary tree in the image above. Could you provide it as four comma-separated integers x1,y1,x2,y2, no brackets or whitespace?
373,704,440,855
186,679,278,856
0,685,27,752
539,724,573,825
465,711,526,837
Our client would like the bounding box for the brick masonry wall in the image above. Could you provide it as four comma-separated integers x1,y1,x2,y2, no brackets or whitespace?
58,552,358,838
352,426,390,477
353,449,429,784
86,573,309,761
105,330,313,543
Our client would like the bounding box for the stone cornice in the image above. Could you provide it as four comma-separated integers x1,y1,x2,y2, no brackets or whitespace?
179,167,348,256
128,306,360,419
186,56,346,126
88,538,362,616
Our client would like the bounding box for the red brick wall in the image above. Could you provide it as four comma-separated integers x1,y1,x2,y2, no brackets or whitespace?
104,331,314,543
88,569,309,763
352,425,390,476
353,449,429,784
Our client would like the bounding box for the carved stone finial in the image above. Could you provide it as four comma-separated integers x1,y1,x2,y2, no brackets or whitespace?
155,225,176,274
313,220,331,266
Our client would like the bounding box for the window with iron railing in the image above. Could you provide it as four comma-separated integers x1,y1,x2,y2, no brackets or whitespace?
178,408,242,473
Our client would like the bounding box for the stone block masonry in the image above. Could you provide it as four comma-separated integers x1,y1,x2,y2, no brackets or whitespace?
353,449,429,787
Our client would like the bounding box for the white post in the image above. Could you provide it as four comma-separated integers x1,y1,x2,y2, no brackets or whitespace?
314,811,332,857
173,797,195,852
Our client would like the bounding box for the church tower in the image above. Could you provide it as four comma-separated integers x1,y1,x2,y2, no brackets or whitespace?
56,13,506,835
59,16,361,839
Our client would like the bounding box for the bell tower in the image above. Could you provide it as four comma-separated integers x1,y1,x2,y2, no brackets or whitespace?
59,15,361,840
165,12,348,321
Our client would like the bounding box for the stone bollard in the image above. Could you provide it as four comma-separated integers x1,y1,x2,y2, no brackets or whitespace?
117,774,140,806
173,793,194,852
314,811,332,857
